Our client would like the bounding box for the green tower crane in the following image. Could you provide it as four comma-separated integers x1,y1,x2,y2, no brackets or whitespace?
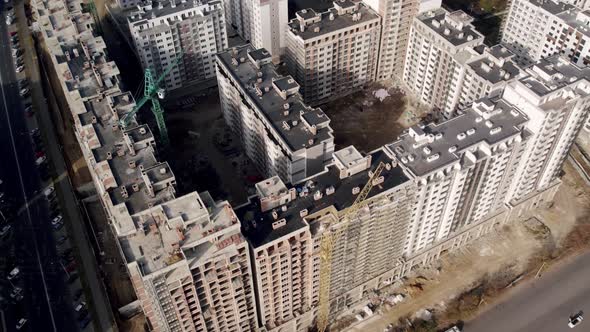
119,53,184,145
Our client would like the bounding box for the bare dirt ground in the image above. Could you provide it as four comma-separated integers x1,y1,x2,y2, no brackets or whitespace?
340,161,590,332
320,82,428,153
164,92,260,206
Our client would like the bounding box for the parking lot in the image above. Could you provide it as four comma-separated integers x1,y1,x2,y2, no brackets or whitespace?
0,0,94,330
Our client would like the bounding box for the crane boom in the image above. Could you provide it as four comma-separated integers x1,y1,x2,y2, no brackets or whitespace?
317,161,387,332
119,52,184,128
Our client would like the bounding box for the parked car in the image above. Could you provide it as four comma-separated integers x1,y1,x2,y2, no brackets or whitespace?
0,225,11,237
43,186,54,197
19,88,29,96
15,65,24,73
16,318,27,330
35,156,47,166
74,301,86,312
30,128,39,136
52,221,63,231
569,313,584,328
10,287,23,301
7,267,19,280
78,316,91,329
52,215,63,226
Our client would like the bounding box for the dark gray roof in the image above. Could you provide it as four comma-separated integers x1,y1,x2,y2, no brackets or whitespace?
418,9,484,47
288,3,380,41
237,149,409,248
216,45,333,152
388,98,528,177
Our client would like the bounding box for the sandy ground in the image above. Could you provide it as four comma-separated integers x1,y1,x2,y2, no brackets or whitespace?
341,161,590,332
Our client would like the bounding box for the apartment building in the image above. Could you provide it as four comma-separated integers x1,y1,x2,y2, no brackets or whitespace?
216,45,335,184
388,98,529,254
362,0,423,80
36,1,261,331
127,0,228,91
403,9,484,113
223,0,287,61
440,45,522,119
501,0,590,67
502,56,590,202
237,145,416,331
284,0,381,104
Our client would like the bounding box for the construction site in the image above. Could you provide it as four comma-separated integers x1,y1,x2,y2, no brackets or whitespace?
24,0,590,330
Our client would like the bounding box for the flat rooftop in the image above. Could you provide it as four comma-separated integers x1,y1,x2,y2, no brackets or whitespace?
216,45,334,152
388,98,528,177
237,148,409,248
418,9,484,48
127,0,221,25
521,56,590,97
468,56,520,85
288,2,380,41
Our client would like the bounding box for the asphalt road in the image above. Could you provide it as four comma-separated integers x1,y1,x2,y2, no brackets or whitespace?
465,251,590,332
0,3,77,331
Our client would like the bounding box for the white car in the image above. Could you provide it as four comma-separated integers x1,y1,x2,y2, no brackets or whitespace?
43,186,54,197
52,215,63,225
569,314,583,328
19,88,29,96
16,318,27,330
7,267,19,280
16,65,24,73
35,155,47,165
75,301,86,312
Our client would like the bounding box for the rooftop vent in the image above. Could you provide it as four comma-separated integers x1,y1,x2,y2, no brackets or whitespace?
326,186,335,195
490,127,502,135
426,153,440,162
449,145,457,153
159,167,167,174
457,132,466,140
313,190,323,201
444,28,450,35
300,209,308,217
139,127,147,135
272,219,287,230
314,27,320,33
272,210,278,220
352,186,360,195
466,128,476,135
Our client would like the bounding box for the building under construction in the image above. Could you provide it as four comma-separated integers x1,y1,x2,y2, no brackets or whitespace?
33,0,588,328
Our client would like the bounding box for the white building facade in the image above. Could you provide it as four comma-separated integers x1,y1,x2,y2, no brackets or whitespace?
127,0,228,90
284,1,381,104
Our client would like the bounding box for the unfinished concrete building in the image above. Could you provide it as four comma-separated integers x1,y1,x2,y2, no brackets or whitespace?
37,0,590,330
284,1,381,104
216,45,335,184
35,1,260,331
127,0,228,90
237,145,416,332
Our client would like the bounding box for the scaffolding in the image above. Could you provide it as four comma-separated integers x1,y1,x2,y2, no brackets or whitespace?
317,162,386,332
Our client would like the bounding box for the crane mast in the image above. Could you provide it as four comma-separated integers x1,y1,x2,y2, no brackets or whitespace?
317,161,387,332
119,53,184,145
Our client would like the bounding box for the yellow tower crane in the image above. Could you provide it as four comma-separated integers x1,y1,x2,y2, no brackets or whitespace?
317,161,387,332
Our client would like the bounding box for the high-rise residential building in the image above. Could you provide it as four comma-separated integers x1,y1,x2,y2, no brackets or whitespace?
435,44,522,120
502,56,590,202
284,0,381,104
215,45,335,184
237,145,416,331
361,0,422,80
39,0,590,330
388,98,529,254
501,0,590,67
127,0,228,90
223,0,288,61
403,9,485,112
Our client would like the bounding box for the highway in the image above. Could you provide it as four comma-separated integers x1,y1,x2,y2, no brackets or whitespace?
0,2,76,331
465,251,590,332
